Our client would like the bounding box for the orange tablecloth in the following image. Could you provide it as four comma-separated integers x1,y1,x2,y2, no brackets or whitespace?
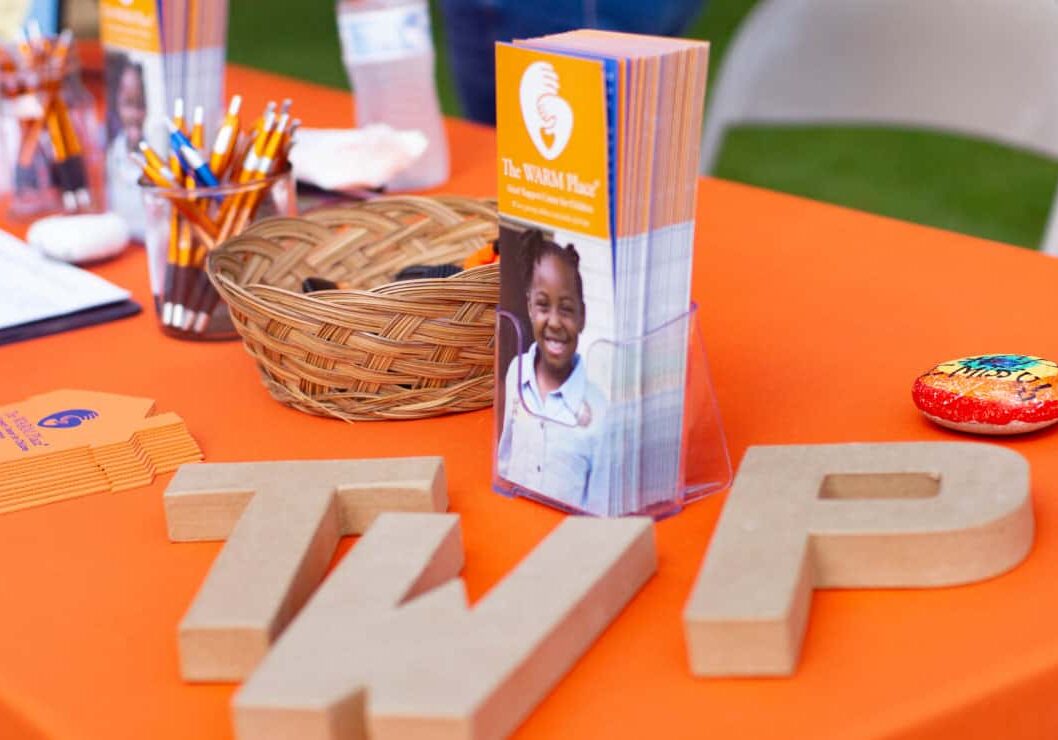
3,63,1058,740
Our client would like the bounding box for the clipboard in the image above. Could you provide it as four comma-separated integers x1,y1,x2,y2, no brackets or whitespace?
0,298,141,346
0,228,139,345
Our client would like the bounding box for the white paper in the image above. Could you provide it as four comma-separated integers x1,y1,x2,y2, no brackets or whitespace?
0,230,131,330
289,125,428,191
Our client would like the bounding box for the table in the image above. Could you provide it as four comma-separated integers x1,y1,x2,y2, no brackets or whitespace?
3,61,1058,740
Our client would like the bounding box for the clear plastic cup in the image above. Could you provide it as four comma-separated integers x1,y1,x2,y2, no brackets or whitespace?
139,165,297,340
0,49,104,219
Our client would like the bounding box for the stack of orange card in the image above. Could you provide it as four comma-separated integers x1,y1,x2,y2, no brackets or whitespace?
0,390,203,514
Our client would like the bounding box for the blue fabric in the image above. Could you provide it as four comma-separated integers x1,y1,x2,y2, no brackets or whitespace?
28,0,60,35
437,0,706,124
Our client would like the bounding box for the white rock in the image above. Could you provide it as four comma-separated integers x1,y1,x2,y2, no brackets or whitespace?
26,212,130,264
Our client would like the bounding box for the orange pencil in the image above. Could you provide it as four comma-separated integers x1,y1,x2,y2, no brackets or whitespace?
169,163,201,328
215,106,276,236
180,109,209,331
190,109,277,331
44,103,73,211
190,105,205,150
46,29,72,81
230,101,275,182
138,141,167,173
209,95,242,177
190,100,296,333
14,28,35,68
227,130,251,180
0,46,16,73
134,155,176,188
277,118,299,171
25,19,47,60
136,157,218,241
169,98,185,179
53,94,90,210
226,114,290,236
133,151,181,325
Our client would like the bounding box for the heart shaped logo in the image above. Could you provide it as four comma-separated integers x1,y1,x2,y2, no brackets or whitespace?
520,61,574,161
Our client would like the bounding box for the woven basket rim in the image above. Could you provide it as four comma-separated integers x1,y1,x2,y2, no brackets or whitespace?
204,194,501,422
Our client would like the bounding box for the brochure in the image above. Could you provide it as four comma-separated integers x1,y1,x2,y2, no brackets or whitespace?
494,30,710,517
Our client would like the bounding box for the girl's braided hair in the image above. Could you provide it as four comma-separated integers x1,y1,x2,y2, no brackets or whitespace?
521,228,584,307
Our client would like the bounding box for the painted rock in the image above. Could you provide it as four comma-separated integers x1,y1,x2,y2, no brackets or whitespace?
912,354,1058,434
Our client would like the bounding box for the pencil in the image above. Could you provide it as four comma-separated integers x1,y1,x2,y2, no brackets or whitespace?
219,112,287,241
138,141,167,173
9,25,89,212
131,151,179,325
190,105,205,150
44,100,73,211
178,107,210,330
138,97,297,334
169,98,185,179
228,113,290,236
209,95,242,177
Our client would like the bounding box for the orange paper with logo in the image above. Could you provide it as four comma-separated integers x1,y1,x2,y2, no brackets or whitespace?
0,389,202,514
496,44,611,240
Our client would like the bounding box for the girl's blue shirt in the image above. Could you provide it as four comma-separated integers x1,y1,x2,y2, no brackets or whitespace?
497,343,610,515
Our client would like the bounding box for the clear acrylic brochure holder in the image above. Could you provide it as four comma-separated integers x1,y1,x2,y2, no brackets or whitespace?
493,302,732,519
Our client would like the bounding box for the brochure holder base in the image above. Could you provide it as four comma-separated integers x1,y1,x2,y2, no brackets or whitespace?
493,303,732,519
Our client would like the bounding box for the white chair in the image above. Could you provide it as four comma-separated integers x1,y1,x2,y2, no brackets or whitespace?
699,0,1058,255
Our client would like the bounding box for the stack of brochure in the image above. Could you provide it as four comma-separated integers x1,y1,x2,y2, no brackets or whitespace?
100,0,229,238
0,390,202,514
493,30,709,517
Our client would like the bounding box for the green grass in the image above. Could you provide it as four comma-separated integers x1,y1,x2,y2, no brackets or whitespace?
716,127,1058,249
227,1,458,112
227,0,1058,250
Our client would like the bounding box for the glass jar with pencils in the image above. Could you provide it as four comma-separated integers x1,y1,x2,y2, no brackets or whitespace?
140,166,297,340
0,27,105,219
137,96,297,339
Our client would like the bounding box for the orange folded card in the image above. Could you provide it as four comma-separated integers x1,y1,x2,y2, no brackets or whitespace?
0,389,203,513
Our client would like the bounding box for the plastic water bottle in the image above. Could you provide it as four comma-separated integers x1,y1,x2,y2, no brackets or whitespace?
336,0,450,190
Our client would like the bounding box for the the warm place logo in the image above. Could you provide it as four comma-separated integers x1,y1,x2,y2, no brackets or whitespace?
37,409,100,429
520,61,574,161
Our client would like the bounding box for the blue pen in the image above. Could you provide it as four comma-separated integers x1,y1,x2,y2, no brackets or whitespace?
166,120,219,188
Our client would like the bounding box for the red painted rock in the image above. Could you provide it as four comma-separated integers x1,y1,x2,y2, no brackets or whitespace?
912,354,1058,434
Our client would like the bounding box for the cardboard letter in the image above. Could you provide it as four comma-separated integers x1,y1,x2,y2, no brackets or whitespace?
683,442,1033,677
233,514,656,740
165,458,447,682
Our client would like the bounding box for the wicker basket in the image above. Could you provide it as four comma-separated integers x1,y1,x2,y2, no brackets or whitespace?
207,196,499,421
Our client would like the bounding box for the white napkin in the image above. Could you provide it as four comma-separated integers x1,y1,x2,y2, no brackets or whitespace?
289,124,428,191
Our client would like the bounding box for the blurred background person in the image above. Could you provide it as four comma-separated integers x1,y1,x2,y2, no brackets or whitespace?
437,0,706,124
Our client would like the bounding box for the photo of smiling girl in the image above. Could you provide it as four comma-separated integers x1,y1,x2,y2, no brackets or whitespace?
104,52,147,238
496,228,610,515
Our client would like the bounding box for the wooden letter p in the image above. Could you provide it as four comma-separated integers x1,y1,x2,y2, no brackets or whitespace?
683,442,1033,677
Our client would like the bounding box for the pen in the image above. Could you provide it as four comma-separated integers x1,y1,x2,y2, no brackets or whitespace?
167,120,219,188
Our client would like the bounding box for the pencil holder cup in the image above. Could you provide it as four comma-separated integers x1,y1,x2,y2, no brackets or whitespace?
0,49,104,219
140,165,297,340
